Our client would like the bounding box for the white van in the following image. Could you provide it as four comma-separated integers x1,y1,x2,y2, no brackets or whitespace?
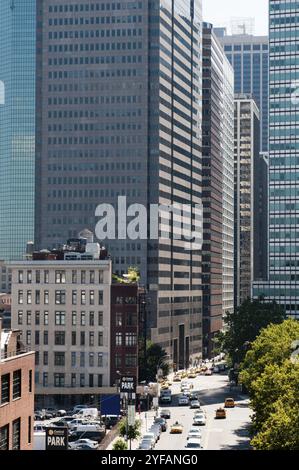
75,408,98,419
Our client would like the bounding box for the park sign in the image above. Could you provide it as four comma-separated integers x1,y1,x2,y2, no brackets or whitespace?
46,427,68,450
120,375,136,394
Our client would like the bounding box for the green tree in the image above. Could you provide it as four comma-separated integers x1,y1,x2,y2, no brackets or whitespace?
112,438,128,451
139,340,169,382
222,299,285,366
240,319,299,394
239,320,299,449
118,418,141,441
251,399,299,450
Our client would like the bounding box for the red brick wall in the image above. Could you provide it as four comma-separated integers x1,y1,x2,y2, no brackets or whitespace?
0,352,35,450
110,284,139,387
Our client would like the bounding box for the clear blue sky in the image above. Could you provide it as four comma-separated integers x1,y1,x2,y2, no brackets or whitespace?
203,0,269,36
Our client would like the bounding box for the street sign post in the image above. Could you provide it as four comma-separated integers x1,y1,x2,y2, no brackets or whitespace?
45,427,68,451
120,375,136,394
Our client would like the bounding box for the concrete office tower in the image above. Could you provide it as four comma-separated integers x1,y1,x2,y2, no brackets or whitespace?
215,30,269,152
202,24,234,358
35,0,203,367
253,2,299,320
0,1,36,261
222,58,235,318
234,95,268,308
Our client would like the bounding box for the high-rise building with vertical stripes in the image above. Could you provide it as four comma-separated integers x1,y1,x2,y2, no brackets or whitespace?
202,23,234,357
215,29,269,153
35,0,203,366
253,1,299,320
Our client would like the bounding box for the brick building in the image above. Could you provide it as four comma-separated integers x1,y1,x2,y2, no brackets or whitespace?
110,284,139,387
0,319,35,450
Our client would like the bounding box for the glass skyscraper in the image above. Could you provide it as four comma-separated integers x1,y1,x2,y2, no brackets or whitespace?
253,1,299,319
215,30,269,152
0,0,36,261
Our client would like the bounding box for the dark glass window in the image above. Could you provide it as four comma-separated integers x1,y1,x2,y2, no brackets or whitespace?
0,425,9,450
54,352,65,366
54,331,65,345
1,374,10,404
12,418,21,450
12,370,21,399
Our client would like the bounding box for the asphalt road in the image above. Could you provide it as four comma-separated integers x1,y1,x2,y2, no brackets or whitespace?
143,372,251,451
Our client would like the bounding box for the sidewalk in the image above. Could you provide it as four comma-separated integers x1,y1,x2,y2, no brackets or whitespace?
107,408,157,450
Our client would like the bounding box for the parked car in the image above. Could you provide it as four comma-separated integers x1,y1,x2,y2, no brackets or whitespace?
149,425,161,442
68,419,87,430
34,411,45,421
154,417,167,432
72,444,97,450
160,409,171,419
138,440,153,450
102,415,121,429
75,408,98,419
142,433,156,447
68,430,104,443
139,438,154,450
45,408,57,418
73,405,88,413
69,438,98,450
56,409,67,417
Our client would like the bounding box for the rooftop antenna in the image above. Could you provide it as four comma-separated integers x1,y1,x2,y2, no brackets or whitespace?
230,17,255,36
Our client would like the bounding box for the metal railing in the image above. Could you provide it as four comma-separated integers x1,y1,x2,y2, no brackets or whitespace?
0,346,33,361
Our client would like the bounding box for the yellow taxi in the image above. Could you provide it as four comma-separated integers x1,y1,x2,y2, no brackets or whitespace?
224,398,235,408
215,408,226,419
187,370,197,379
160,382,170,390
170,422,184,434
181,371,188,379
173,375,181,382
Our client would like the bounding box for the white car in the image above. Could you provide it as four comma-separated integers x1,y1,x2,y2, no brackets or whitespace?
187,428,202,440
69,439,98,450
193,413,206,426
185,438,202,449
178,395,189,406
190,399,201,409
68,418,86,430
142,433,156,447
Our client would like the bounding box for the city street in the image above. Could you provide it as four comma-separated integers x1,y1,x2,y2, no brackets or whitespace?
128,372,252,451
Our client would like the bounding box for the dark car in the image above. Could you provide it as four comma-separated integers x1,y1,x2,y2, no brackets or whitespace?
72,444,97,451
160,409,171,419
68,431,104,443
45,408,58,417
154,417,167,432
34,411,45,421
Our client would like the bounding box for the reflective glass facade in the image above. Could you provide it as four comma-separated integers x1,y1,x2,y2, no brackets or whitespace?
253,0,299,319
218,33,269,153
0,0,36,261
